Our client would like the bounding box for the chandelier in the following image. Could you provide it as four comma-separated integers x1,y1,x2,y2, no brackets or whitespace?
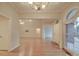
28,2,48,10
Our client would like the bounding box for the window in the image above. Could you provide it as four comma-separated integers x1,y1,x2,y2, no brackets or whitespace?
66,17,79,54
74,17,79,53
66,23,74,50
66,8,78,21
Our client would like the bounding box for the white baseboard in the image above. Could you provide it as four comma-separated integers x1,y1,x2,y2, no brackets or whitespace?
8,44,20,52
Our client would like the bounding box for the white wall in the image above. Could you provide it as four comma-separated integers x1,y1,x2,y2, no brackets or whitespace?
20,19,54,39
53,19,63,48
0,16,11,50
0,4,20,51
20,20,42,38
9,18,20,51
53,23,60,44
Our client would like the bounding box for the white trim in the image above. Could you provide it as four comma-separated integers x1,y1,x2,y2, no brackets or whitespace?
8,44,20,52
0,13,11,19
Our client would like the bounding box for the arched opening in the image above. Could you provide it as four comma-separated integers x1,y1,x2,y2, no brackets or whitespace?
64,8,79,55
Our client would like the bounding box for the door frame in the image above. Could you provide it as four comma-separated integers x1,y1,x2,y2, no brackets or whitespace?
42,24,54,41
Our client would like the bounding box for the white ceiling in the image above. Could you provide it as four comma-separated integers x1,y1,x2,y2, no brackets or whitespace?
12,2,75,19
0,2,79,23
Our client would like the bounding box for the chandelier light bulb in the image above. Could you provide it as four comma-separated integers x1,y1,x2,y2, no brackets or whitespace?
29,19,32,22
28,1,33,4
42,5,46,9
19,20,24,24
34,6,38,10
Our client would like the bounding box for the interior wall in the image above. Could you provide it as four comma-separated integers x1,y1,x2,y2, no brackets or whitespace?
20,20,42,38
10,18,20,51
20,19,54,40
53,19,63,48
0,4,20,51
0,16,11,50
53,23,60,44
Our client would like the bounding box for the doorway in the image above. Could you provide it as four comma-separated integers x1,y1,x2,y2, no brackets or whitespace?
42,24,53,42
65,18,79,54
66,23,74,50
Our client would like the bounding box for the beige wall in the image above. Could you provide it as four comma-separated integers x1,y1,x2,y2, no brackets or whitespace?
53,19,63,48
53,23,60,44
0,4,20,51
9,18,20,51
20,20,42,38
0,16,11,50
20,19,54,39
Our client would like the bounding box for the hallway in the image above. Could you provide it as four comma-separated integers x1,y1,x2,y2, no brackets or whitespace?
0,2,79,56
0,38,68,56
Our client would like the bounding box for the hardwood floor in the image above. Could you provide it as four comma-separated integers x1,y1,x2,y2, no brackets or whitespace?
0,38,68,56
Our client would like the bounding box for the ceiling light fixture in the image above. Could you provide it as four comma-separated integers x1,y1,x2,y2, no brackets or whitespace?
36,28,40,34
28,1,33,4
20,22,24,24
28,2,48,11
19,20,24,24
34,5,38,10
42,5,46,9
29,19,32,22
